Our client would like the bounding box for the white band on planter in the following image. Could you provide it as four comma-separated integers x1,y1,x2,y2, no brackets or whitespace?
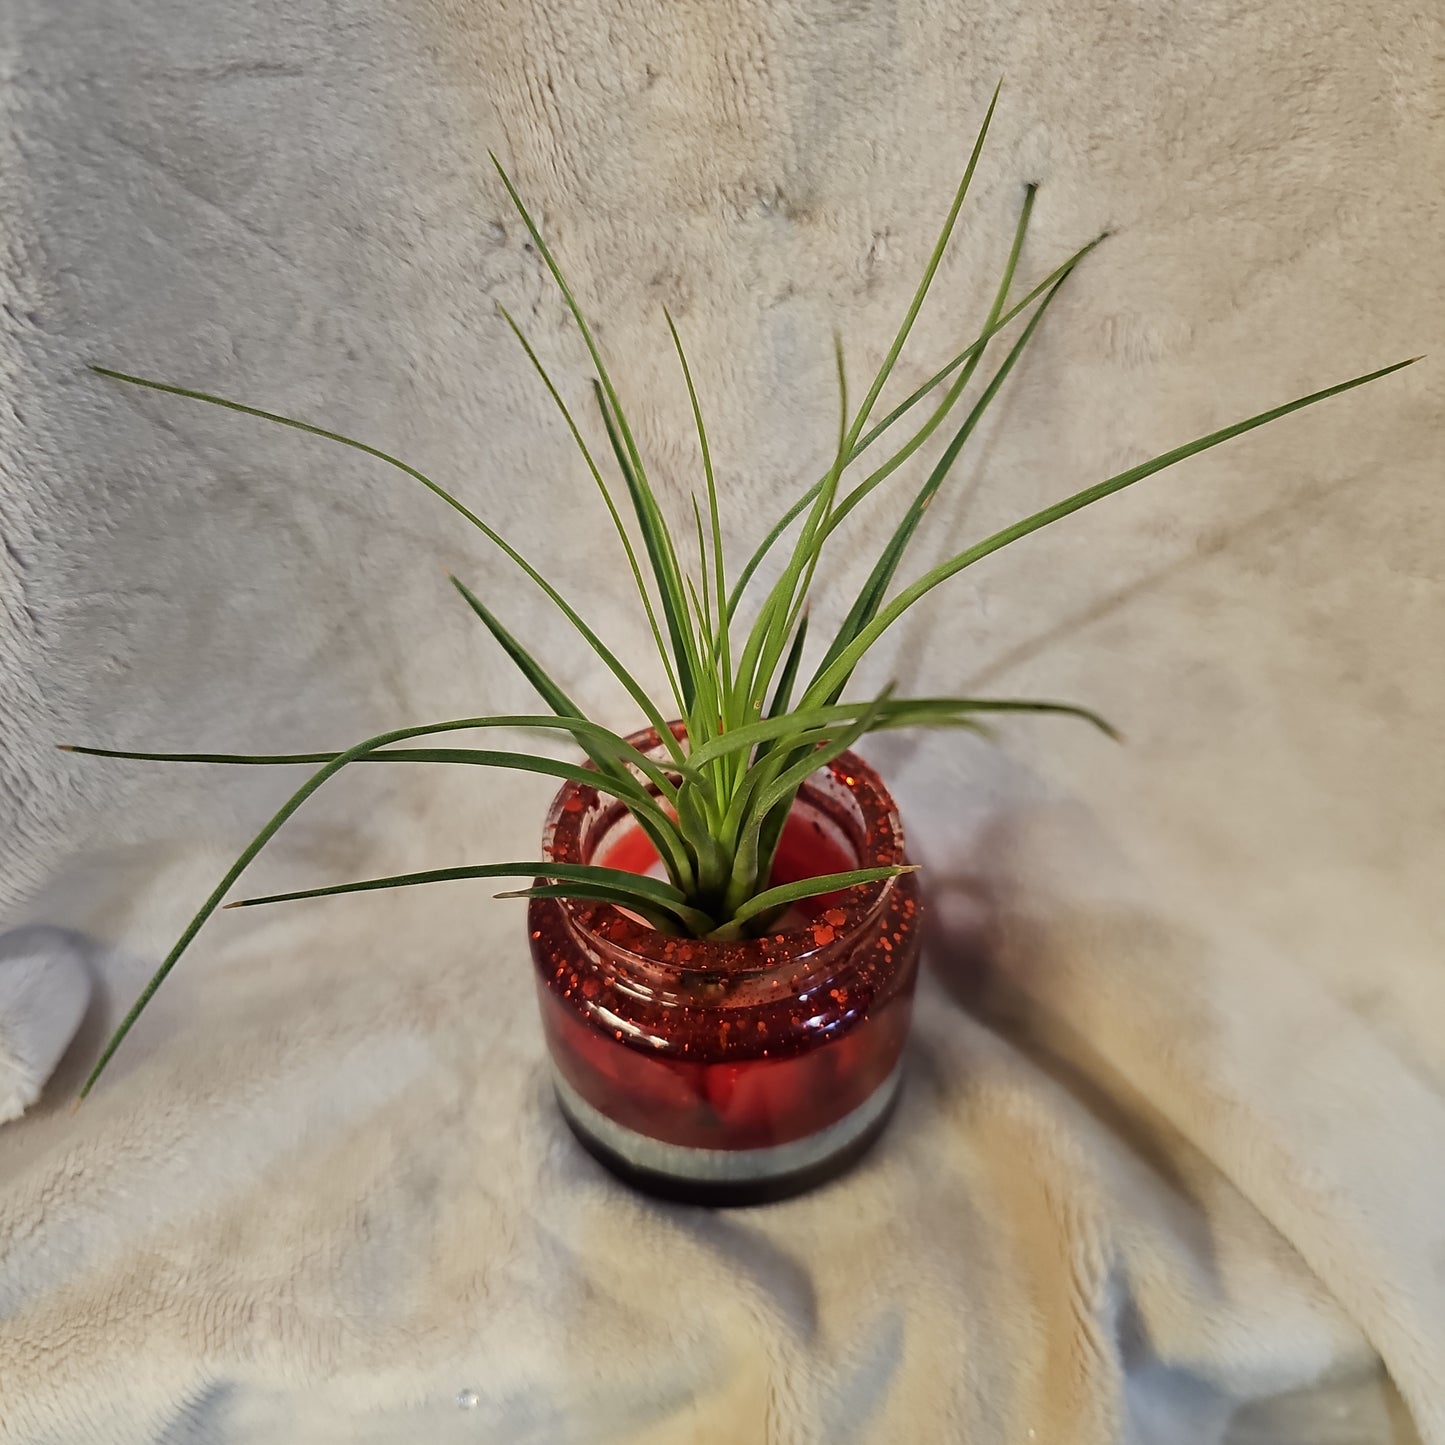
552,1060,904,1186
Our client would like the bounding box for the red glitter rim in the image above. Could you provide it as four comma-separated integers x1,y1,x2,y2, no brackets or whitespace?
538,722,909,977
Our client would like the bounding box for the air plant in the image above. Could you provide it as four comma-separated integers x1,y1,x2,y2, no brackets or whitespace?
68,87,1416,1099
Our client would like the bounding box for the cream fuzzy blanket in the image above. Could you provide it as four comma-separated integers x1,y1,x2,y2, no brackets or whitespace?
1,1,1442,1441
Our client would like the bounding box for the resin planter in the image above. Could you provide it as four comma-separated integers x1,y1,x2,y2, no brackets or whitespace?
528,726,921,1205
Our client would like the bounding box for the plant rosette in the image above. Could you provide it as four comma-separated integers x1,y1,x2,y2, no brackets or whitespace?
66,86,1416,1204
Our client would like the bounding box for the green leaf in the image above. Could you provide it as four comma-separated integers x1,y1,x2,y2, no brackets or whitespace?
62,713,693,798
448,575,583,719
749,692,891,828
845,80,1002,447
721,687,893,913
814,251,1068,701
494,308,686,713
490,155,649,487
592,378,699,711
89,365,687,765
689,495,713,638
66,742,632,800
491,884,692,935
70,709,706,1099
226,860,716,934
680,695,990,770
672,774,731,902
853,240,1106,465
803,356,1422,708
728,79,1003,671
445,573,693,879
766,610,809,722
732,91,1009,708
665,308,730,693
63,732,700,896
877,695,1118,738
709,866,918,939
692,689,1115,776
723,232,1107,621
491,156,701,715
731,337,849,728
814,182,1039,566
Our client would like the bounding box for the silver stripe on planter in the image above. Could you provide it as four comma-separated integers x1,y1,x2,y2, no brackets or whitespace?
552,1059,904,1185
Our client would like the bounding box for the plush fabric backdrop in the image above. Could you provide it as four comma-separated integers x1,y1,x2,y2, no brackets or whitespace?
1,1,1441,1441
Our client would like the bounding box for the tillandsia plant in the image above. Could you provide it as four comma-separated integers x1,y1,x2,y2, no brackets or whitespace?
69,87,1416,1100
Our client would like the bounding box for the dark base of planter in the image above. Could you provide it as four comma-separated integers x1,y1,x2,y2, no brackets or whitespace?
554,1070,902,1207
